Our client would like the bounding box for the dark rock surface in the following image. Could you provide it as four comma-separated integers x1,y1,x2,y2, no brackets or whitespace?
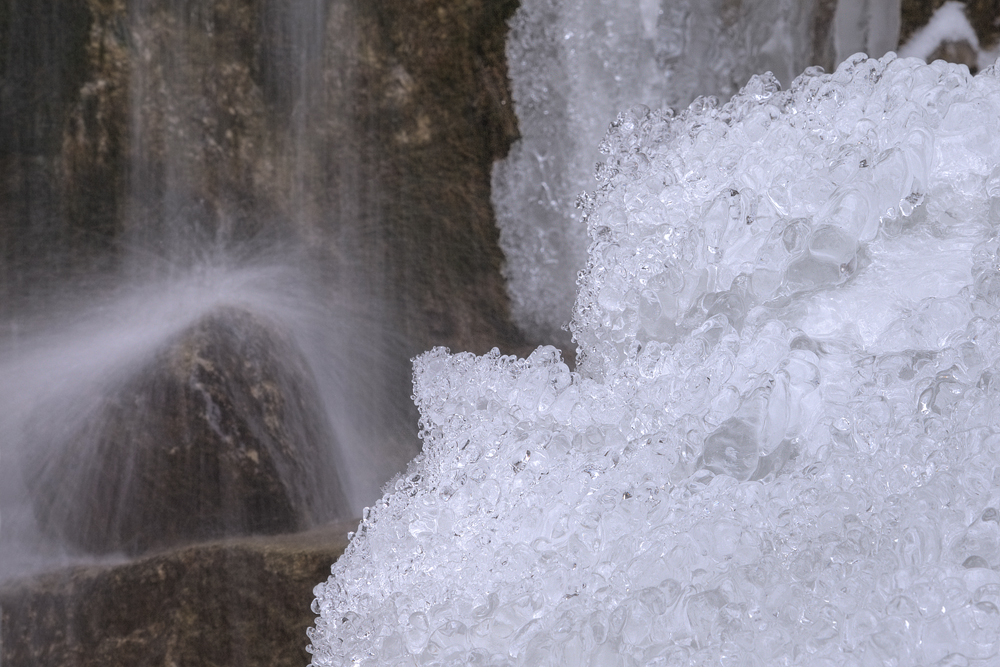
0,0,526,357
810,0,839,74
900,0,1000,72
0,522,353,667
25,306,348,556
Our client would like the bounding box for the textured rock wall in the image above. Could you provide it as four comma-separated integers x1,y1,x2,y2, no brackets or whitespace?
0,0,110,302
0,0,525,359
0,524,352,667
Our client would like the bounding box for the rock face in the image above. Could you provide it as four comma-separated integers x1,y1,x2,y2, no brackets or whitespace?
0,523,353,667
0,0,525,357
25,307,348,556
901,0,1000,56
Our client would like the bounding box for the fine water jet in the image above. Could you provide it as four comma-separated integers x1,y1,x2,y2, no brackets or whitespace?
0,259,407,578
1,0,509,584
2,10,524,648
1,0,524,661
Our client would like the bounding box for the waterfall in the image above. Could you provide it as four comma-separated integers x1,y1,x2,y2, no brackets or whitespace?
0,0,418,582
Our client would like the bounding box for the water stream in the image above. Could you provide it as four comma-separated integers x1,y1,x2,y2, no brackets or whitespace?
0,0,414,582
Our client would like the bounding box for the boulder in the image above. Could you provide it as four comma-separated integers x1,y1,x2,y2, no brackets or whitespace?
0,522,353,667
25,306,348,556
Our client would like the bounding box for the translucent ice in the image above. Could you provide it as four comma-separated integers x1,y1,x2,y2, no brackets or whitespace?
833,0,901,68
311,56,1000,667
493,0,822,345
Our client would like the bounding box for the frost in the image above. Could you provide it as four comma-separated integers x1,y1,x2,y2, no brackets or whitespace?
311,56,1000,667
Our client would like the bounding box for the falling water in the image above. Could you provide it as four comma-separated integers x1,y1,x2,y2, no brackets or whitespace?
0,0,416,582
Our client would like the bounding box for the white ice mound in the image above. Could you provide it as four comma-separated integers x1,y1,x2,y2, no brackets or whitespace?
492,0,821,345
310,54,1000,666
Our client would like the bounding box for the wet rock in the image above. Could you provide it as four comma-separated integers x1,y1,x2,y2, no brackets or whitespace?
0,0,526,358
26,306,348,556
929,38,980,69
0,522,353,667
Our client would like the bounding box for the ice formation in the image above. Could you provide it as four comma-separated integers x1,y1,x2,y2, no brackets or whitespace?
492,0,822,345
492,0,903,345
832,0,901,71
311,55,1000,666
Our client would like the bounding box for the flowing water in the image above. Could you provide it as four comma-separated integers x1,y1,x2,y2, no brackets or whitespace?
0,0,414,582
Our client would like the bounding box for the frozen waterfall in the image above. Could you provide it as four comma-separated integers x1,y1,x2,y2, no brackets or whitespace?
491,0,904,346
310,53,1000,666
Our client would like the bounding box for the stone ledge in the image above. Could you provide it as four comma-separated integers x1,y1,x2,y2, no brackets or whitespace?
0,521,355,667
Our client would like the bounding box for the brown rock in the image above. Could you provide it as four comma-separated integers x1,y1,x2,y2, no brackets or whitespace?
25,306,348,556
929,38,980,69
0,0,525,357
0,522,353,667
345,0,524,356
0,0,112,302
900,0,1000,71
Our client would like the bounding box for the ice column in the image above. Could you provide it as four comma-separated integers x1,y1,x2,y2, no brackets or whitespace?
494,0,851,346
833,0,902,67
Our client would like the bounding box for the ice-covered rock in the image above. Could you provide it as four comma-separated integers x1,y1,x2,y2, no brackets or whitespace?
899,1,984,72
311,55,1000,666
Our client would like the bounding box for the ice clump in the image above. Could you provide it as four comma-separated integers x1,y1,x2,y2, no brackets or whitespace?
311,55,1000,666
493,0,822,346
